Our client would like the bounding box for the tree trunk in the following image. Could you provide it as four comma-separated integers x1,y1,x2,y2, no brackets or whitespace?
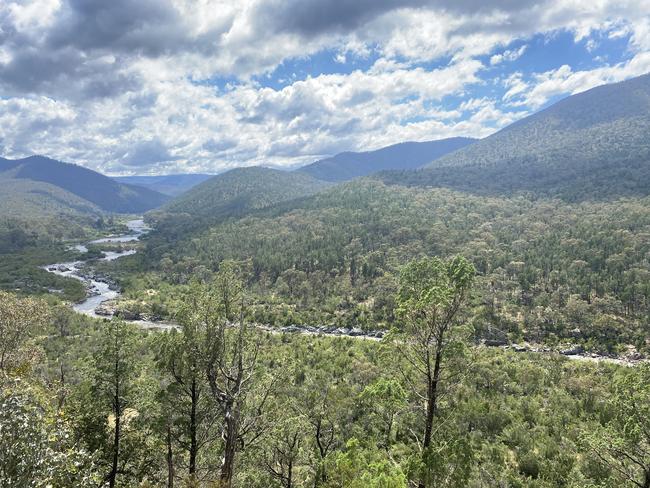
167,424,174,488
109,392,120,488
314,419,328,486
423,347,442,449
420,339,443,488
189,377,198,476
287,459,293,488
220,402,240,488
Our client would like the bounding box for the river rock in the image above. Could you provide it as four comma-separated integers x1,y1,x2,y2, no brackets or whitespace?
560,345,584,356
115,309,141,320
281,325,301,333
95,303,115,316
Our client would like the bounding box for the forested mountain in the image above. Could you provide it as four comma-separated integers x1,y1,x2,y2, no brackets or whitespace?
141,178,650,354
113,173,214,196
0,178,103,250
380,73,650,200
0,156,169,212
297,137,476,182
157,166,329,222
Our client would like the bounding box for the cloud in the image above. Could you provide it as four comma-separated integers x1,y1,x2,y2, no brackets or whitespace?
490,45,527,65
0,0,648,174
120,139,180,167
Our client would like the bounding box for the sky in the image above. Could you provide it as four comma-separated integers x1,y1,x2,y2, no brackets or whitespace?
1,0,649,175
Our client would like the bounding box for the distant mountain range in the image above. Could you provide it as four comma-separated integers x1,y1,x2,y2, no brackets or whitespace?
113,174,215,196
297,137,476,182
4,72,650,234
158,167,329,222
0,156,169,213
380,73,650,200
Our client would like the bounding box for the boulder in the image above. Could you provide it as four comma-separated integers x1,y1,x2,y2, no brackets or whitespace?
560,345,585,356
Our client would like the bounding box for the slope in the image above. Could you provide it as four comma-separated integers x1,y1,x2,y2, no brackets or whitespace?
380,73,650,200
158,166,329,221
297,137,476,182
0,155,170,213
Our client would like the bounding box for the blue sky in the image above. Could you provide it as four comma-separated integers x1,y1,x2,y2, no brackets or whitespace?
0,0,649,174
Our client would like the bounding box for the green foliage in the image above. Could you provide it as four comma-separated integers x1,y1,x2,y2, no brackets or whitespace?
396,255,475,321
581,364,650,487
0,378,100,487
137,180,650,353
326,438,407,487
0,291,49,372
152,166,328,231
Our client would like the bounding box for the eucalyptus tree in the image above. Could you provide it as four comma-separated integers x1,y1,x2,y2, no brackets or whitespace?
583,364,650,488
0,291,49,372
184,260,275,487
395,256,475,488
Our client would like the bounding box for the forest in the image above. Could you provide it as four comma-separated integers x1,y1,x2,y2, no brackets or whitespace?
1,67,650,488
120,180,650,357
2,259,650,488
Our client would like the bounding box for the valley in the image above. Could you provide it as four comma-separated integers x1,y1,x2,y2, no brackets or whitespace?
1,69,649,488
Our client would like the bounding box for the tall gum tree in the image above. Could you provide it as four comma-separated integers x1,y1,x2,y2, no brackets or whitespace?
395,256,475,488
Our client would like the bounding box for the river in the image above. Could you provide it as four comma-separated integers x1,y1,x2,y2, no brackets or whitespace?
44,219,175,330
42,219,645,365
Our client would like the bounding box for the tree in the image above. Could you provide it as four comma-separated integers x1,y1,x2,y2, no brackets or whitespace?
0,291,49,372
583,364,650,487
263,415,307,488
359,378,407,449
154,291,219,482
190,261,274,487
395,256,475,488
0,378,100,487
92,320,140,488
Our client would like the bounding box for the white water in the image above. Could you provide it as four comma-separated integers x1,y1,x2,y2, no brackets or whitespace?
45,219,147,318
43,220,646,363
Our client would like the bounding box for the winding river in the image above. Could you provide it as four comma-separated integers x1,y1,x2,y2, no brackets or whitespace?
43,219,645,365
44,219,175,330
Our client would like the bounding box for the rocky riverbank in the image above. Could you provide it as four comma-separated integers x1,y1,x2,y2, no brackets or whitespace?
44,219,646,367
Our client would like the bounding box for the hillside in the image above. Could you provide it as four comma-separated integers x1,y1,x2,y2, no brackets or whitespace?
0,156,170,213
0,177,101,219
113,174,214,196
0,177,103,248
140,177,650,354
297,137,476,182
380,73,650,200
158,166,329,221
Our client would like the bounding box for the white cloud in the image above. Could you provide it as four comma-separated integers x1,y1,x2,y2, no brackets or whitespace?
0,0,649,174
490,45,527,65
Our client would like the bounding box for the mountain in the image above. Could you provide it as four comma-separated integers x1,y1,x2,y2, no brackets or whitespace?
0,178,102,219
113,174,214,196
0,177,105,251
380,73,650,200
159,166,329,221
0,156,170,213
296,137,476,182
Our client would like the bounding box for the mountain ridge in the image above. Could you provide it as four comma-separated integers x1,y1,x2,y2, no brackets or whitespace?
375,73,650,200
157,166,330,223
0,155,170,213
297,137,477,182
113,174,215,196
